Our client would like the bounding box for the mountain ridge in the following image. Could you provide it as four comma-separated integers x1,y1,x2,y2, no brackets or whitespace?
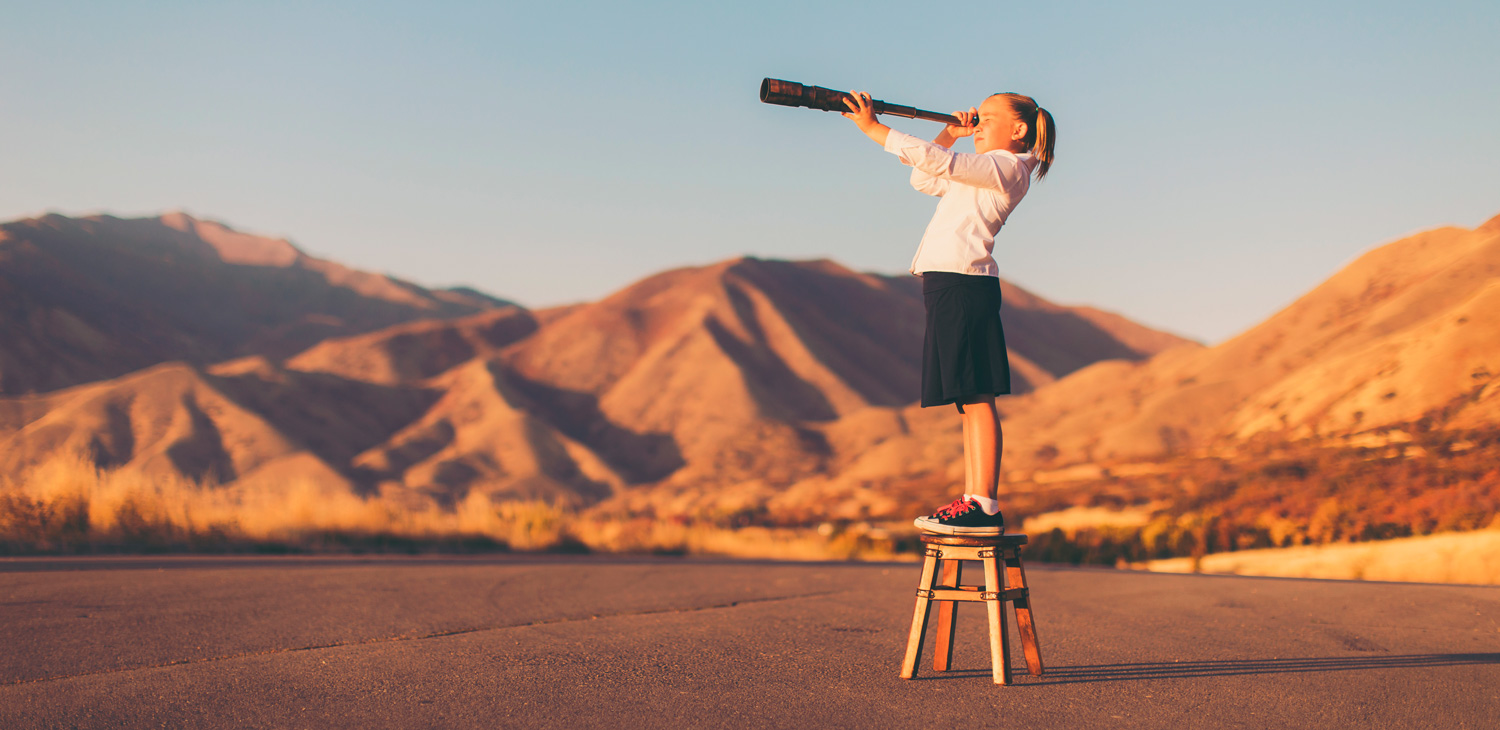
1000,213,1500,467
0,212,507,395
4,209,1493,529
0,215,1189,514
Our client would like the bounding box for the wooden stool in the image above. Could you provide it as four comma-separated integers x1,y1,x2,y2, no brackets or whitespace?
899,533,1043,684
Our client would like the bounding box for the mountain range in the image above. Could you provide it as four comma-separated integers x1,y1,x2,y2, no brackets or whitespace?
1000,212,1500,468
1,210,1495,526
0,212,504,395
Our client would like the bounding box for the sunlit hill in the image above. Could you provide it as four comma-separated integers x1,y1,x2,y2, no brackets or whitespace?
1,211,1496,583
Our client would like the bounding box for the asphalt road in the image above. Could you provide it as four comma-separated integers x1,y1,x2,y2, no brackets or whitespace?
1,555,1496,729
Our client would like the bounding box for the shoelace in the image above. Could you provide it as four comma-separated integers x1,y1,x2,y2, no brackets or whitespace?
932,497,975,519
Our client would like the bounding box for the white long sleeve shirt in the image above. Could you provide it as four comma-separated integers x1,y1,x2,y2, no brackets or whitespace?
882,129,1036,277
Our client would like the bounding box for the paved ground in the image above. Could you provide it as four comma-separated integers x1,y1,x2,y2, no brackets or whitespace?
0,555,1496,729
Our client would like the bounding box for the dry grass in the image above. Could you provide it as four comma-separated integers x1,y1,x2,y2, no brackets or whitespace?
0,455,914,559
6,455,1496,584
1142,527,1500,585
0,456,572,553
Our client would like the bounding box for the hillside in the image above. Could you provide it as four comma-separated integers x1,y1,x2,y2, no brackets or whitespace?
0,241,1186,516
468,257,1185,520
1000,213,1500,470
3,211,1498,564
596,214,1500,526
0,212,505,395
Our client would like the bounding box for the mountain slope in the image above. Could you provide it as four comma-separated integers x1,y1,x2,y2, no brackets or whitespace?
1000,213,1500,466
596,213,1500,521
0,355,624,510
286,307,539,386
499,256,1190,490
0,362,350,491
0,242,1187,513
0,212,506,395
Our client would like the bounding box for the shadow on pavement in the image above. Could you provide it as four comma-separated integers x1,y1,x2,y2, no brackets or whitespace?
913,653,1500,685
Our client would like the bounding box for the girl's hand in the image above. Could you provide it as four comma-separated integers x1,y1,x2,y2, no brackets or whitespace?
841,90,879,130
842,90,892,146
943,107,979,138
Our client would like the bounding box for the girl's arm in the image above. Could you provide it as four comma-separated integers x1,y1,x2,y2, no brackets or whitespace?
930,108,977,149
843,91,975,148
910,168,950,197
843,92,943,196
910,108,978,196
888,133,1028,191
845,92,1023,191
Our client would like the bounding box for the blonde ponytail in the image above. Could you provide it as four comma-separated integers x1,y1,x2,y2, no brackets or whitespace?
992,93,1056,180
1031,106,1055,180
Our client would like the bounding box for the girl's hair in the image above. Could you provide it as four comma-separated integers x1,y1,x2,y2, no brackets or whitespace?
991,93,1055,180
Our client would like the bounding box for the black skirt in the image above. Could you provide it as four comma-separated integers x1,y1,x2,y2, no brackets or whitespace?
920,271,1011,410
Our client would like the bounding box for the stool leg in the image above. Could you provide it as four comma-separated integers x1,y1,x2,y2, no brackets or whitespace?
900,551,940,679
982,555,1011,685
1005,552,1044,676
933,560,961,671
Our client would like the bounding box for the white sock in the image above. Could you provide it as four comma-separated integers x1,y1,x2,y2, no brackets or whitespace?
967,494,1002,515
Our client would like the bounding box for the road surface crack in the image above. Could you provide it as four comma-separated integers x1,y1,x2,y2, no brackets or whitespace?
1,590,841,687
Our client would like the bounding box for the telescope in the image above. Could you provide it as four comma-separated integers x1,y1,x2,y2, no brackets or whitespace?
759,78,972,126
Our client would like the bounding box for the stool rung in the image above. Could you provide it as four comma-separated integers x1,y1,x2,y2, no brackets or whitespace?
922,586,1027,603
929,547,1019,561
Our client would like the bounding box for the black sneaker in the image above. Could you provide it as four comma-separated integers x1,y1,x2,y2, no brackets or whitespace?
913,497,1005,535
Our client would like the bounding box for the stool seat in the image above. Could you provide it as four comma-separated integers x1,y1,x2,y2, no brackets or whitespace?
919,534,1029,548
900,532,1044,685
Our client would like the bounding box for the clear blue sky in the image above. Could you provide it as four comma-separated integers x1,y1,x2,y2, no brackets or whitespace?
3,1,1497,343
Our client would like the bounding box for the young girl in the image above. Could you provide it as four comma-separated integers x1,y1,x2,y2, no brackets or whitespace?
841,90,1055,535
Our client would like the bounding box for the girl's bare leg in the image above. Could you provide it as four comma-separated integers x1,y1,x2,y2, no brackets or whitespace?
962,412,976,495
958,395,1002,500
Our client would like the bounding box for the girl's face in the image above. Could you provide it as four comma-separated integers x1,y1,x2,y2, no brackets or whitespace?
972,96,1026,155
